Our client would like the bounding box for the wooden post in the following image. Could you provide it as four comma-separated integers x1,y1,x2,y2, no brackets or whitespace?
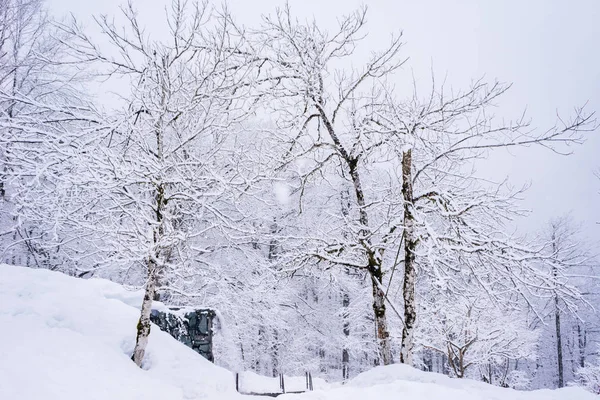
279,373,285,393
309,372,313,391
305,371,309,390
235,372,239,393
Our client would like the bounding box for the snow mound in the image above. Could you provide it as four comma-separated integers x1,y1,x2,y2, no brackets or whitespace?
0,264,238,400
282,364,596,400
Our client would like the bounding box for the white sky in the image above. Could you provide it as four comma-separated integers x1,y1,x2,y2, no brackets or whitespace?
47,0,600,243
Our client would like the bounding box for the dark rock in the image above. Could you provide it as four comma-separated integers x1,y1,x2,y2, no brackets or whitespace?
150,307,215,362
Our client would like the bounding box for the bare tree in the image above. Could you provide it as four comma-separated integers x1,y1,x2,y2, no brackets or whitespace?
56,0,259,367
367,74,594,364
0,0,95,271
540,216,595,387
249,5,405,365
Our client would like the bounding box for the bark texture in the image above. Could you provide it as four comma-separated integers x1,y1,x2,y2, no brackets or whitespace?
131,264,157,367
400,149,417,366
554,286,564,388
131,177,166,366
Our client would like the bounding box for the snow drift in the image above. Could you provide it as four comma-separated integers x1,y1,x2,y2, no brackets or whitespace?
0,264,237,400
0,264,596,400
308,365,597,400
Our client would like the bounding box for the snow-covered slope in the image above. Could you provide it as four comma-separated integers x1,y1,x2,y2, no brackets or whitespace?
0,265,596,400
0,264,238,400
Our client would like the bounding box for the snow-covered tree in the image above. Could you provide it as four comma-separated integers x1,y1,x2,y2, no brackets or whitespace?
246,4,407,366
526,216,599,388
576,347,600,394
368,74,594,365
419,289,537,382
53,0,262,367
0,0,91,271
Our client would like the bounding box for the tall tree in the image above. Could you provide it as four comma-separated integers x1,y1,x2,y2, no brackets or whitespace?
368,76,594,365
57,0,259,367
250,5,405,365
539,216,596,387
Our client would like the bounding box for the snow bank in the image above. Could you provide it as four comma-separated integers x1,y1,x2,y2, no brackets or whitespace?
0,264,238,400
280,364,596,400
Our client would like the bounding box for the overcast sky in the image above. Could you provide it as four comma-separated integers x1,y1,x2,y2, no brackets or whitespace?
47,0,600,243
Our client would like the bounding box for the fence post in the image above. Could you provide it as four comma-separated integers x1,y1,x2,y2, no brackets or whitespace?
305,371,309,390
235,372,239,393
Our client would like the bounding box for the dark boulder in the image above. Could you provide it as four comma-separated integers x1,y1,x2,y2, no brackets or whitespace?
150,307,215,362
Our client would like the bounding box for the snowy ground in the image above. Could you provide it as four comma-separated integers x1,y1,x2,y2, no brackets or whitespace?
285,365,597,400
237,370,329,394
0,264,595,400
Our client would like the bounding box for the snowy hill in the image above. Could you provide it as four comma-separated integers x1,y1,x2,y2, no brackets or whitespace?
0,264,237,400
0,265,596,400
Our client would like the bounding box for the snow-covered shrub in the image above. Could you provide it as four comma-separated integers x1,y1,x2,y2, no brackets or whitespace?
575,364,600,394
506,370,531,390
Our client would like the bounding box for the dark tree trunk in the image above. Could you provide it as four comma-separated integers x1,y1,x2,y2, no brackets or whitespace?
272,329,280,377
341,188,351,379
578,324,586,368
555,293,564,388
348,160,392,365
552,235,564,388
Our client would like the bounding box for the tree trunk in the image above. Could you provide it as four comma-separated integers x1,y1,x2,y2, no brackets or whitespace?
315,103,392,365
551,234,564,388
272,328,280,377
342,290,350,380
341,188,351,378
131,261,157,367
578,324,586,368
348,161,392,365
400,149,417,366
351,162,392,365
555,293,564,387
371,269,392,365
132,180,165,367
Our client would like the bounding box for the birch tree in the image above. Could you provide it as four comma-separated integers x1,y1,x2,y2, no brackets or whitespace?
368,77,595,365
